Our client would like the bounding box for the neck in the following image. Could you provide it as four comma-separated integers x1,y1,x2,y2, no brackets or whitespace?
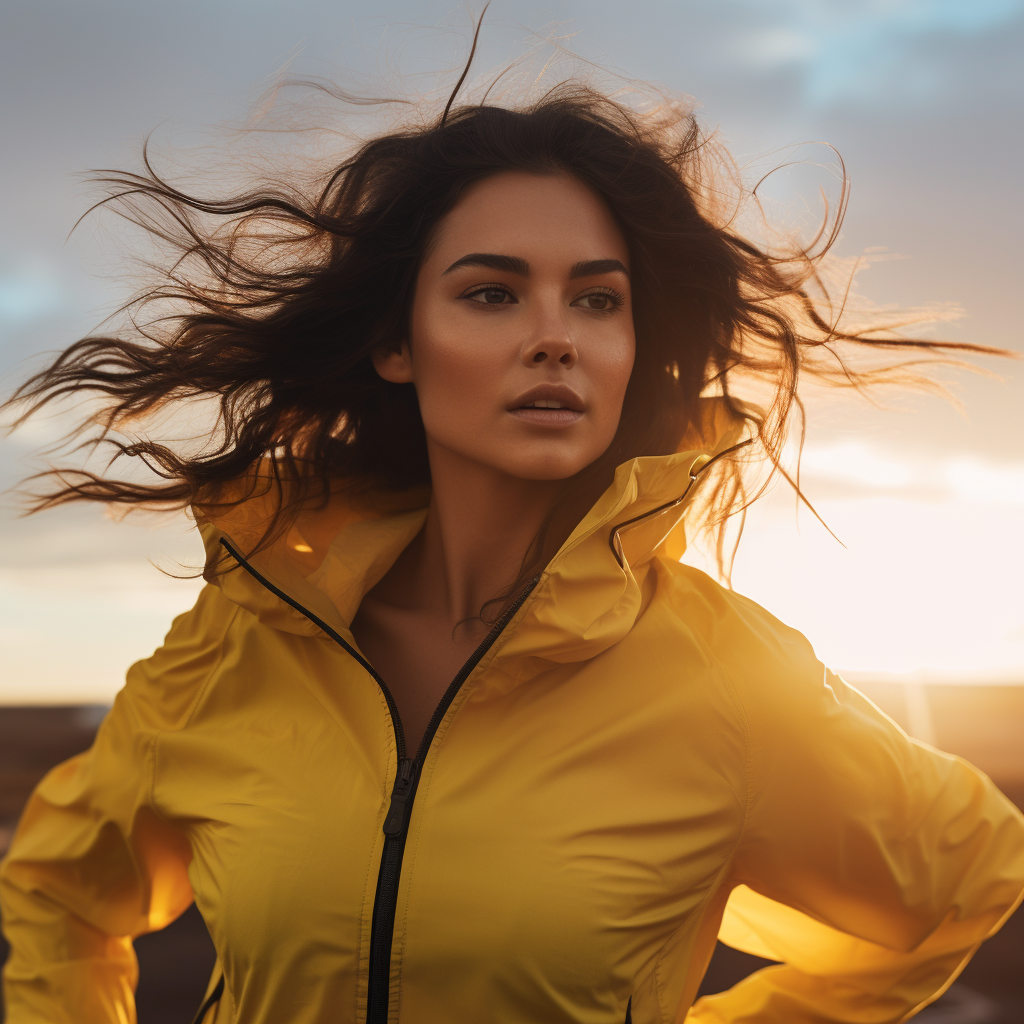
391,443,562,631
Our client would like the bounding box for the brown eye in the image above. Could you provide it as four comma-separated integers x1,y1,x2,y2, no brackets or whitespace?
467,286,514,305
574,290,622,311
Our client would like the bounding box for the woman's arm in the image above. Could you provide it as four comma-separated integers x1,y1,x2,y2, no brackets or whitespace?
0,586,232,1023
690,606,1024,1024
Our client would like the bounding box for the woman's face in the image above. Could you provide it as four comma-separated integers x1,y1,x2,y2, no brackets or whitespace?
374,170,635,482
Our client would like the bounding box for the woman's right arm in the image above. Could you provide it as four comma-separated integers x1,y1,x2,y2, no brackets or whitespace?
0,585,234,1023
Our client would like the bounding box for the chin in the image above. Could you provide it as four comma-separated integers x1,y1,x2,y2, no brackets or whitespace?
500,456,594,482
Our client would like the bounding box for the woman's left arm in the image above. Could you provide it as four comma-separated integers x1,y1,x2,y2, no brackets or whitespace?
689,607,1024,1024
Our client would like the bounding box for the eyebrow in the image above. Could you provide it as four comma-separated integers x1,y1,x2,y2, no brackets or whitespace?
570,258,630,279
442,252,629,279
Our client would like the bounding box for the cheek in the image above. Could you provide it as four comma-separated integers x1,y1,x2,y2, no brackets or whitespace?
419,336,496,389
409,303,509,434
594,329,636,418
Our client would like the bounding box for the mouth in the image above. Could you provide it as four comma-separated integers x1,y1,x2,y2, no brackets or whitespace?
507,385,586,427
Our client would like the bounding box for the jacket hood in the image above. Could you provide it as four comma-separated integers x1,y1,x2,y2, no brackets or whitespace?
197,399,749,669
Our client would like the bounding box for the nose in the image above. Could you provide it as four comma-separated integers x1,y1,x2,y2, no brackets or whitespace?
521,312,578,368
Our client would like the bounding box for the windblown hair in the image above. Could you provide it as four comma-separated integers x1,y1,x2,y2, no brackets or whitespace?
4,46,1002,618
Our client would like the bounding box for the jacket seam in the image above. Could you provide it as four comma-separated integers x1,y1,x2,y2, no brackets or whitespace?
711,657,756,854
652,859,736,1023
149,602,242,819
182,604,243,730
146,599,242,1022
146,727,159,819
650,644,755,1023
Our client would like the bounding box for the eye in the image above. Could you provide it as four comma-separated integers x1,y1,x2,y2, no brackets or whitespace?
464,285,516,305
573,288,624,312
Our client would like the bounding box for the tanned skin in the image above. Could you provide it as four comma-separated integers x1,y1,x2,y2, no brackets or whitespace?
352,171,636,752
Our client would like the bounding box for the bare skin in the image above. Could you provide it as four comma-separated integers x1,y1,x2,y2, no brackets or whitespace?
350,171,635,753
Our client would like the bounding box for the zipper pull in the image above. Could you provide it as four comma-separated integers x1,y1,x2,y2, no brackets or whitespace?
382,757,419,837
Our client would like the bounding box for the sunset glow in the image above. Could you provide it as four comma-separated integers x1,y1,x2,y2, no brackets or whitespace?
689,443,1024,681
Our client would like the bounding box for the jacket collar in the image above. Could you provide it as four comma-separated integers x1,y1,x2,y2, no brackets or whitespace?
197,401,747,666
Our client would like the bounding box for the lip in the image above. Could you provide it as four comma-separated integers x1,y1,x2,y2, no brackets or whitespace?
506,383,586,428
507,383,586,413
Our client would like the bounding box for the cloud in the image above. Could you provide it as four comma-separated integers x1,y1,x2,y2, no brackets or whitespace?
734,0,1024,108
0,265,65,327
798,441,1024,505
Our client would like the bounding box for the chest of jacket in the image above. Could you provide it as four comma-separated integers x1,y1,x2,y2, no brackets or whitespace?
152,585,747,1022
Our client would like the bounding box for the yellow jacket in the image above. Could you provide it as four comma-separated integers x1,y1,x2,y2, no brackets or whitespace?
2,445,1023,1024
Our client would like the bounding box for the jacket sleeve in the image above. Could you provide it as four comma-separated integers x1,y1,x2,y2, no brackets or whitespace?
0,585,232,1024
689,607,1024,1024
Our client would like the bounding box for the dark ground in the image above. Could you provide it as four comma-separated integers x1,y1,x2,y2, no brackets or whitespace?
0,700,1021,1024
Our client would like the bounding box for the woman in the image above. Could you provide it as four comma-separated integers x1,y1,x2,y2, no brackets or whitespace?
1,58,1022,1024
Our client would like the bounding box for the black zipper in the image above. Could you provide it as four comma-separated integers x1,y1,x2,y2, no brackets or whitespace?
365,576,539,1022
190,972,224,1024
218,538,539,1024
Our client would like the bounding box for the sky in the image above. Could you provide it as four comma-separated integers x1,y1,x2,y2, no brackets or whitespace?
1,0,1022,702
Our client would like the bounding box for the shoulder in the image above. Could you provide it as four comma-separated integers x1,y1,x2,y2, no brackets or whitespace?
121,583,241,732
653,558,827,721
655,559,819,668
654,559,928,799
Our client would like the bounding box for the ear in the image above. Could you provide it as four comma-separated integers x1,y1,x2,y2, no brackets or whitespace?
371,340,413,384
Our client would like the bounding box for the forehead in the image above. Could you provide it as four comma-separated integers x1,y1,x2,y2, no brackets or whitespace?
427,170,628,267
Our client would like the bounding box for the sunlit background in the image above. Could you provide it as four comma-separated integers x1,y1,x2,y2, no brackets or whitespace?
1,0,1022,706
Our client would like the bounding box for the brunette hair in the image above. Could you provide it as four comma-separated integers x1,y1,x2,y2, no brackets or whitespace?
3,44,1003,619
